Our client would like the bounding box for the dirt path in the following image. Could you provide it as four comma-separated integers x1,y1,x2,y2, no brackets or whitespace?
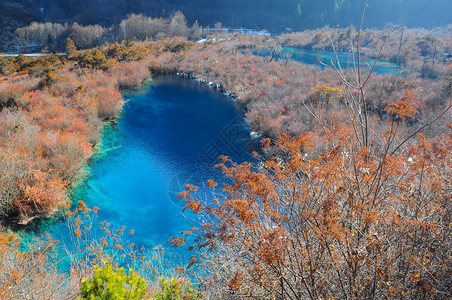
0,53,65,57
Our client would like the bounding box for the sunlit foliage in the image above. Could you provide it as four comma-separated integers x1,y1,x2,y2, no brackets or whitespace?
79,261,147,299
177,94,451,298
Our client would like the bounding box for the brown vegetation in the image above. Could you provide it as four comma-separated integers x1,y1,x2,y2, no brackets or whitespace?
0,25,450,298
0,43,150,225
280,25,452,78
174,36,451,297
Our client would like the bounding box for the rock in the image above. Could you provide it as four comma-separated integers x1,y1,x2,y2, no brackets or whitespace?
250,131,262,139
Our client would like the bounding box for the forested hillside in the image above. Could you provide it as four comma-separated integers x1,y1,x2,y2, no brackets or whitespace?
1,0,451,51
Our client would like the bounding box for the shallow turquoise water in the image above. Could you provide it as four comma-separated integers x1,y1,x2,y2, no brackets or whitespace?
259,47,399,74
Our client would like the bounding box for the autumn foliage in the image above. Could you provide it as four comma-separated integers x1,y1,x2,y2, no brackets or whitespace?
0,231,64,299
0,48,149,224
142,36,450,139
168,34,451,297
0,25,450,298
178,96,451,298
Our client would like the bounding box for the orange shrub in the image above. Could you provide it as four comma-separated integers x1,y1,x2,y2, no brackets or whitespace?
178,124,451,299
109,61,150,89
15,169,67,224
92,86,124,120
0,78,28,107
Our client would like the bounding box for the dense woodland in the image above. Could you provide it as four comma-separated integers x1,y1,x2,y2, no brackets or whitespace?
1,0,452,51
0,8,451,299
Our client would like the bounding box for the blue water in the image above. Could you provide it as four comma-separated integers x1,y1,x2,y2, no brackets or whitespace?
257,47,399,74
41,76,259,265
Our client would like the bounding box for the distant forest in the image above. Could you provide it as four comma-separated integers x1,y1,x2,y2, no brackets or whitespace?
1,0,451,51
2,0,451,34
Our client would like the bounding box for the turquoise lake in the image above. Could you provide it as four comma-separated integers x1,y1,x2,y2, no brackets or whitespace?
36,75,259,264
284,47,399,74
257,47,400,74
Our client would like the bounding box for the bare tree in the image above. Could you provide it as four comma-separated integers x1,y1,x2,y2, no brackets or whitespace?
169,11,188,37
118,14,168,41
70,23,105,49
191,20,203,40
15,22,67,51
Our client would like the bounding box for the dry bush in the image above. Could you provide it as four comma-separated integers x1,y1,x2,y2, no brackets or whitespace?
15,169,68,225
178,101,451,300
109,61,150,90
91,86,124,120
0,110,42,219
45,137,87,184
0,75,39,108
0,233,68,299
169,31,451,298
0,59,126,221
